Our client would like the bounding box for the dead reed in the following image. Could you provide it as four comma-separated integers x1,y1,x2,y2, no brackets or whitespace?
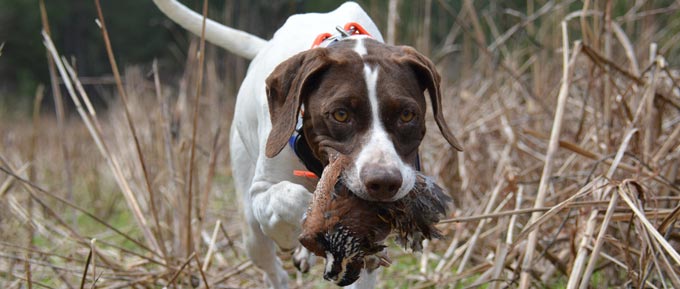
1,1,679,288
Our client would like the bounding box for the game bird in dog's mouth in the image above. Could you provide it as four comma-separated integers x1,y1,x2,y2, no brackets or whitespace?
300,154,452,286
153,1,462,288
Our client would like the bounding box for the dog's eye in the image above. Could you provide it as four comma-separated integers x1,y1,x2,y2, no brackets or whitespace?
332,109,349,123
400,110,415,122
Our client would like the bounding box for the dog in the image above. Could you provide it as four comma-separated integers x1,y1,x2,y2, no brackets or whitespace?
153,1,462,288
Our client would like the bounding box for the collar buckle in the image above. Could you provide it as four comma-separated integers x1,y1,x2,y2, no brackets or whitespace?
311,22,373,48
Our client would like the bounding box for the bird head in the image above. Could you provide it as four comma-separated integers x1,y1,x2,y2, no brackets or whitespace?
318,224,385,286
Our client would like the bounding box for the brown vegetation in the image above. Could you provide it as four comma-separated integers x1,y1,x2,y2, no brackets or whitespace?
1,1,680,288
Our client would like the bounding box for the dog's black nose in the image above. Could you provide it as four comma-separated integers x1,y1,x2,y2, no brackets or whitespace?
361,165,402,200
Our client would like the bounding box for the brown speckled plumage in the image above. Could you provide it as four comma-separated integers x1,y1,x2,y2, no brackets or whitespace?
299,155,452,286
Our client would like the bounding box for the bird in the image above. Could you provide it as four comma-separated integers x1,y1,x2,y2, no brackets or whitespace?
299,155,452,286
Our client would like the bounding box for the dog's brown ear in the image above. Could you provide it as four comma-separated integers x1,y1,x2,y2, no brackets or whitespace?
265,49,332,158
396,46,463,151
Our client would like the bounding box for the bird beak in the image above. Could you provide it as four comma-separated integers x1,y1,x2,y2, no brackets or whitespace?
364,251,391,272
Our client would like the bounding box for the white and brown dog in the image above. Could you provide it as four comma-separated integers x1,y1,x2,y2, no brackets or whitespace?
153,1,462,288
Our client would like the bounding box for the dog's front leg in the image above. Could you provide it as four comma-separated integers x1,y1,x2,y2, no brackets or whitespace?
250,180,312,250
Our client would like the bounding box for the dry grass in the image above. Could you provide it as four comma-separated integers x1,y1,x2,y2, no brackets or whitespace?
2,1,680,288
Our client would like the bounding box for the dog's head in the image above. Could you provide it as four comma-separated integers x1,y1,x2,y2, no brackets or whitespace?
266,38,462,202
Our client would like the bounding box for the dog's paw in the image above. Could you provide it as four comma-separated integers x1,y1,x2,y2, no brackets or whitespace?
292,246,316,273
252,181,312,250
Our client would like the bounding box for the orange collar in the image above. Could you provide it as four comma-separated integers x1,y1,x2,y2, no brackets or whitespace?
311,22,373,49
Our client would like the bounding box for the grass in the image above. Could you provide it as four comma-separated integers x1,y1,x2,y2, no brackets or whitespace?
2,0,680,288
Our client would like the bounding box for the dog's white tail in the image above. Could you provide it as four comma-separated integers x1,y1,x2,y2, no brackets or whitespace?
153,0,266,60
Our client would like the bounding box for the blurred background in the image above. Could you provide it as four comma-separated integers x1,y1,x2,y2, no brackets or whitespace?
1,1,680,288
6,0,679,117
0,0,504,116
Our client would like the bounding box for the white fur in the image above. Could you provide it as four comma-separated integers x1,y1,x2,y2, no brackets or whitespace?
155,2,386,289
353,38,367,56
325,252,335,277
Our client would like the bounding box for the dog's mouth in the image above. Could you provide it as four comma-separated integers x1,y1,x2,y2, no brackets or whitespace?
334,165,453,247
336,161,416,202
320,148,418,202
